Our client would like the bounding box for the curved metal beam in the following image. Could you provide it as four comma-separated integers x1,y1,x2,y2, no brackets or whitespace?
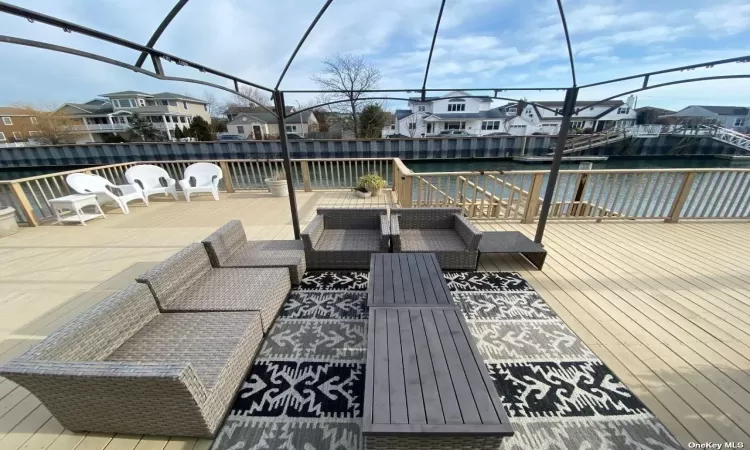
556,0,576,86
579,54,750,89
275,0,334,90
573,75,750,113
0,1,274,93
135,0,189,68
281,87,569,94
420,0,446,101
0,35,277,115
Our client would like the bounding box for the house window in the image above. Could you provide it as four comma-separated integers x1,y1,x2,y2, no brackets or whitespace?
507,107,516,114
181,117,188,123
138,98,145,106
0,132,5,141
408,122,416,130
390,125,395,130
481,121,501,130
183,101,188,109
285,125,297,132
204,105,208,112
418,105,426,112
237,126,245,134
2,117,12,125
734,118,746,126
168,100,177,106
447,103,466,112
445,121,465,130
570,121,585,129
31,117,38,124
29,131,42,136
617,107,630,114
13,132,22,139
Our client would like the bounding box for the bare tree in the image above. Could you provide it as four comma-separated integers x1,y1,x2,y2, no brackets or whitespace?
311,54,381,138
201,90,222,117
404,114,419,137
13,104,86,144
227,86,273,110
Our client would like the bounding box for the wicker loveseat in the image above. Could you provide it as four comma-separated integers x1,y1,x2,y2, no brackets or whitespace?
202,220,306,285
390,207,482,270
0,283,263,437
136,243,290,332
301,207,390,269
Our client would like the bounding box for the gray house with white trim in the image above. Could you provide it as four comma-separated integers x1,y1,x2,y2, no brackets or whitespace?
661,105,749,132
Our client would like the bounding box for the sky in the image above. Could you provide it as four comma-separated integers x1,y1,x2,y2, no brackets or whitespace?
0,0,749,112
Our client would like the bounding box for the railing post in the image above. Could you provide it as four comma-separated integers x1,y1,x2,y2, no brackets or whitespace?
522,173,544,224
9,182,38,227
300,161,312,192
666,172,696,223
401,175,413,207
218,161,234,193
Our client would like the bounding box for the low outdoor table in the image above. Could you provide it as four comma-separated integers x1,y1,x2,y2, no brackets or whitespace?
363,306,514,449
367,253,453,307
477,231,547,270
49,194,106,226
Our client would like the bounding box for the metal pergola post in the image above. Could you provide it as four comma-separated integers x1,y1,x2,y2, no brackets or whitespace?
535,87,578,244
273,90,302,239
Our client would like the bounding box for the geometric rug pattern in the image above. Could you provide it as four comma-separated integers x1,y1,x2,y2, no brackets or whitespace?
212,271,681,449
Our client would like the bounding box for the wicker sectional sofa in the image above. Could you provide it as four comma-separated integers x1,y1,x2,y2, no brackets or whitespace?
136,243,290,332
302,207,390,269
0,283,264,437
203,220,306,285
390,207,482,270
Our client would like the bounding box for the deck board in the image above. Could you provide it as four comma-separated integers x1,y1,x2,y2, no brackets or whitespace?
0,190,746,447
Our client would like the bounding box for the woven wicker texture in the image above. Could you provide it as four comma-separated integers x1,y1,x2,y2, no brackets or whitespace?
22,283,158,362
302,209,390,270
223,240,306,285
136,243,212,307
158,267,290,331
365,436,502,450
317,207,387,229
0,284,264,437
390,208,482,270
203,220,247,266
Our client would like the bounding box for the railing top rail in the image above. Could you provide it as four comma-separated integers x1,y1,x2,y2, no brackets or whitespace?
0,157,403,184
408,167,750,176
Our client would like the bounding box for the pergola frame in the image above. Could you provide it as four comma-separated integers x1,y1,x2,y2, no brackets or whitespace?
1,0,748,243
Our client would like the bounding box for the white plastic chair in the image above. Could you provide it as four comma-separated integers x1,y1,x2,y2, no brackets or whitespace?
178,163,223,202
125,164,179,201
66,173,148,214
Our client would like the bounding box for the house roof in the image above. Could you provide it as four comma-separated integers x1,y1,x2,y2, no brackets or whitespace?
62,102,115,115
536,100,624,107
696,106,749,116
422,110,511,121
395,109,412,121
100,90,150,97
408,95,492,103
98,91,207,103
635,106,675,115
0,107,37,116
227,110,314,125
226,106,293,116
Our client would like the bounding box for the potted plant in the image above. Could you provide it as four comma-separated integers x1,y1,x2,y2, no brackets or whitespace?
353,186,371,198
0,204,19,237
358,173,387,197
265,169,289,197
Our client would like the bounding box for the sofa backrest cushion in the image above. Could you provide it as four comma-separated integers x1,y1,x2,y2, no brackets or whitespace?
390,207,461,229
317,207,387,229
202,220,247,266
23,283,159,362
136,243,212,308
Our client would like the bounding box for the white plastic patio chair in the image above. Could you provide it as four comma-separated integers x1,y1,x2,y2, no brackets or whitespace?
125,164,179,201
178,163,223,202
66,173,148,214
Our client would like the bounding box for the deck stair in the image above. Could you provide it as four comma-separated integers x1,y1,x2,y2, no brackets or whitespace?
701,125,750,153
548,129,626,155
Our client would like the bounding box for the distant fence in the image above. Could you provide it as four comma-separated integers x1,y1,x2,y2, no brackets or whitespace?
0,137,557,168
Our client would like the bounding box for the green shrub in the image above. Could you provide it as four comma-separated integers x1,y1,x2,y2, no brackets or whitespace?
357,173,387,192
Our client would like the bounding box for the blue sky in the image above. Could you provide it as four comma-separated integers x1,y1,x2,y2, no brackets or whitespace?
0,0,749,111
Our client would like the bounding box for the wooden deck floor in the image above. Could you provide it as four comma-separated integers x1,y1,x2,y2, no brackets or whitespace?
0,189,748,449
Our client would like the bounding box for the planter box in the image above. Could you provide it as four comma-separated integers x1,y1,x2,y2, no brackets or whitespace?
0,207,19,237
265,179,289,197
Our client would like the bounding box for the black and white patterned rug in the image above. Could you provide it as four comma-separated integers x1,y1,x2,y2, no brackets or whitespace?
212,271,681,450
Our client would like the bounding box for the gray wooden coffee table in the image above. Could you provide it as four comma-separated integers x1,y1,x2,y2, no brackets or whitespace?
477,231,547,270
367,253,453,307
